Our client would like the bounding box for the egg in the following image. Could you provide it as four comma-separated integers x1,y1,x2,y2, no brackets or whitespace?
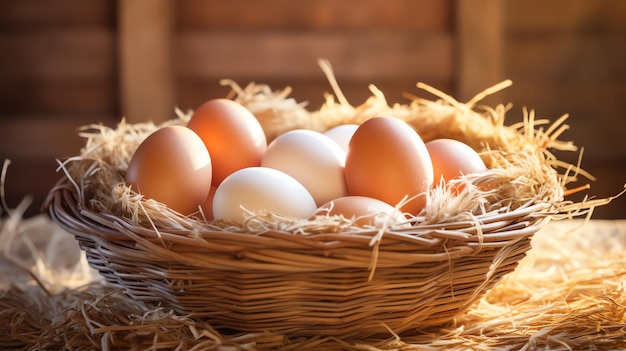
125,125,212,215
187,98,267,185
425,138,487,189
317,196,407,227
323,124,359,152
261,129,348,206
212,167,317,221
345,116,434,215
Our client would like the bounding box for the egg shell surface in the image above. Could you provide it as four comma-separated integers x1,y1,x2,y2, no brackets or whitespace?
261,129,348,206
344,116,434,215
187,98,267,185
317,195,407,227
125,125,212,215
426,138,487,187
212,167,317,222
323,124,359,152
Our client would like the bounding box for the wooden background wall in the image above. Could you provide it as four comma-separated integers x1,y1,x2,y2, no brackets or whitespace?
1,0,625,218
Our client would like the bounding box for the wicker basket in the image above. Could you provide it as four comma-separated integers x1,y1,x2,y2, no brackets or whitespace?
45,77,577,338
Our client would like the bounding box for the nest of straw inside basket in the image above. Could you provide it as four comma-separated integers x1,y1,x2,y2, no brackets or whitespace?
57,59,601,232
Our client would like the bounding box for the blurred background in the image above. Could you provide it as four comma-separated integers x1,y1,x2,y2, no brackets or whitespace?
1,0,625,218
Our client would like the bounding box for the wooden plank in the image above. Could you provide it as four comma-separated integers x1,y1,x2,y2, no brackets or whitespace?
0,79,117,116
0,0,113,28
0,29,117,115
175,31,454,81
0,30,115,80
176,0,452,31
504,34,626,83
506,0,626,34
118,0,174,123
455,0,505,103
0,117,88,160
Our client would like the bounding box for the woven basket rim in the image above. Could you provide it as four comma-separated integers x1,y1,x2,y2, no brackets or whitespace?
47,171,553,273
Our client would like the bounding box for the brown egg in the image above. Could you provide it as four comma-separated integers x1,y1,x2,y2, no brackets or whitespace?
125,125,213,215
344,116,433,215
425,138,487,191
187,98,267,185
317,196,407,227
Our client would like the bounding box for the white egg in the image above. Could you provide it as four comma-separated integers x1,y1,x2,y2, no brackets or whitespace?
212,167,317,221
323,124,359,152
261,129,348,206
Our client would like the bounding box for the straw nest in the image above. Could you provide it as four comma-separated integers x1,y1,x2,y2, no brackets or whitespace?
44,60,607,338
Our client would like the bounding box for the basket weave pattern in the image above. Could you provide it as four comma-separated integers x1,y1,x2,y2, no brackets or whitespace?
48,177,552,337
